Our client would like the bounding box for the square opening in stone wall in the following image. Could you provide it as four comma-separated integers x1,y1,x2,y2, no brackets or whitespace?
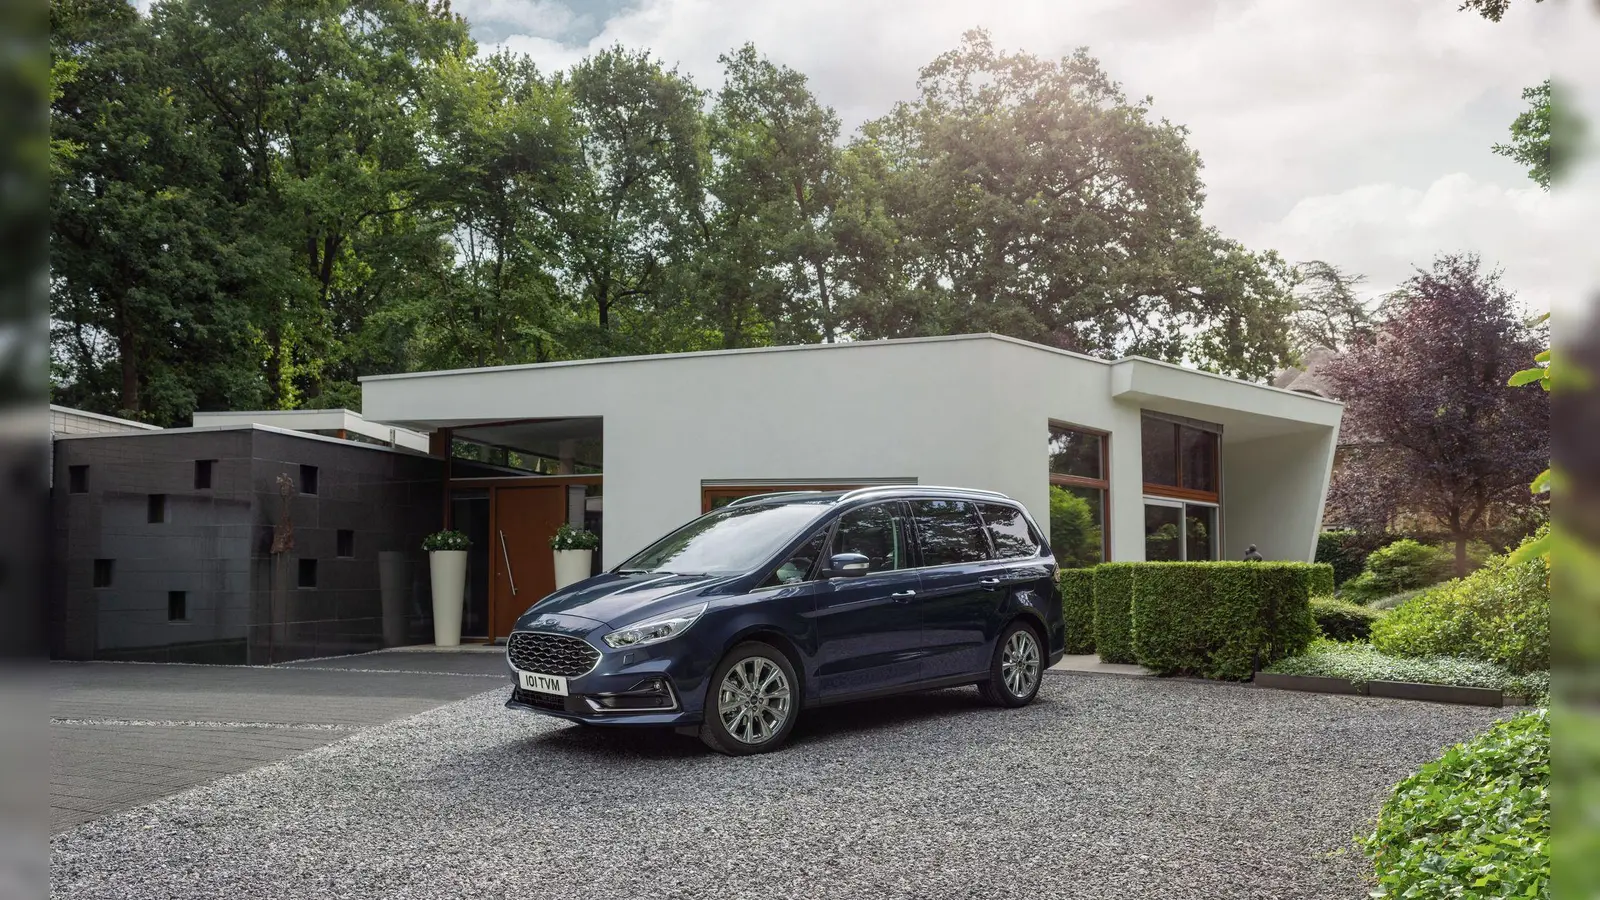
298,558,317,588
93,559,113,588
68,465,88,494
336,529,354,558
148,494,167,523
168,590,187,621
194,459,215,490
299,464,319,495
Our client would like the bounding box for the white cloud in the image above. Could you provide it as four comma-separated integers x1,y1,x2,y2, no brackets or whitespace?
466,0,1598,319
1249,173,1597,315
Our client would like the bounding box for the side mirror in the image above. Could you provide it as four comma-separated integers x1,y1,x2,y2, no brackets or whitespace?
826,552,872,578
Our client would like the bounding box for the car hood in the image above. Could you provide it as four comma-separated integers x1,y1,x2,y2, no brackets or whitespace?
523,572,736,627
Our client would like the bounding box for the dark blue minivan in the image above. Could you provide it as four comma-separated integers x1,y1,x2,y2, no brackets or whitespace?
504,486,1064,755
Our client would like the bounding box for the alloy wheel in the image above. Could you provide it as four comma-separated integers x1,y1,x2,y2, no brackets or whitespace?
1001,629,1041,698
717,656,792,745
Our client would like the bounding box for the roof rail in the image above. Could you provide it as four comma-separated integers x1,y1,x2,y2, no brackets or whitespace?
837,484,1010,503
724,490,824,508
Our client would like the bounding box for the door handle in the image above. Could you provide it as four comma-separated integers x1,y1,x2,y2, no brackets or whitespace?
979,577,1003,590
890,590,917,601
499,530,518,597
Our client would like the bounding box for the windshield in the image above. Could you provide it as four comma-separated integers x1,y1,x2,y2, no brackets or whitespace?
619,502,831,576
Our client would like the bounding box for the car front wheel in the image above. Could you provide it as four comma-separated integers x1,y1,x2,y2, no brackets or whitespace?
699,642,799,755
978,620,1044,707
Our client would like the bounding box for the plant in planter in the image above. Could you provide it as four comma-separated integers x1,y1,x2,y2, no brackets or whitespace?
423,530,471,646
550,523,599,590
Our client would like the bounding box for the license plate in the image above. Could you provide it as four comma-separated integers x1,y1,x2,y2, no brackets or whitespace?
519,671,569,696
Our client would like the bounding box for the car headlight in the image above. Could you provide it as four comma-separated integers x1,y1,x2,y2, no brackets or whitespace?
603,603,708,649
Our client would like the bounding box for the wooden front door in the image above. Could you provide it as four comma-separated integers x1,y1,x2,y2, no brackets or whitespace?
491,486,566,639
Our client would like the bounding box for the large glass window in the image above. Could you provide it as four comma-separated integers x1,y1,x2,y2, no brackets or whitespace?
1185,505,1215,561
978,503,1041,560
1142,413,1220,499
1050,485,1105,568
1048,423,1110,567
830,503,909,573
909,499,990,567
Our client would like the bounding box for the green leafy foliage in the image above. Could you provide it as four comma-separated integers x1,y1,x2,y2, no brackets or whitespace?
1339,539,1452,604
1370,539,1550,674
1048,485,1102,569
1058,569,1095,655
1091,563,1136,664
1367,586,1432,611
1314,529,1390,586
422,530,471,551
1128,561,1318,680
1310,597,1384,642
1263,639,1547,699
1363,710,1548,899
1307,563,1335,598
549,522,600,552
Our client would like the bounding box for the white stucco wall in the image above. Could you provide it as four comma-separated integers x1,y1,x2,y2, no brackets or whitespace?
361,335,1343,567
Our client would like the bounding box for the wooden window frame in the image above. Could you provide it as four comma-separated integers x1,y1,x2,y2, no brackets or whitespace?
1141,415,1220,504
1047,421,1112,564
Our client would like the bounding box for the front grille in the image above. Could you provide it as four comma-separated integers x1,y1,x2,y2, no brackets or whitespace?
507,631,600,677
512,687,567,711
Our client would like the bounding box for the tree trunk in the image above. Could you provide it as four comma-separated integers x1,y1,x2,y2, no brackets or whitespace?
118,317,139,415
1454,535,1469,578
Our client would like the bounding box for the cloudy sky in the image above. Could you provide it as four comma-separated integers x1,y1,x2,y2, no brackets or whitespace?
454,0,1596,320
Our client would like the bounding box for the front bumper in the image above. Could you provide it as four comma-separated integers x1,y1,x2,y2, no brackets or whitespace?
503,619,705,727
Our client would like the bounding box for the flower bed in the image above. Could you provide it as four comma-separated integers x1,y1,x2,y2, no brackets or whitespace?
1261,639,1548,701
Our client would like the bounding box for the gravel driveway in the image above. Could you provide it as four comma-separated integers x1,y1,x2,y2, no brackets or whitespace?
51,673,1503,900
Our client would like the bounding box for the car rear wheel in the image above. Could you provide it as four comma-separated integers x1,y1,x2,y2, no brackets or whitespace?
978,620,1044,707
699,642,799,755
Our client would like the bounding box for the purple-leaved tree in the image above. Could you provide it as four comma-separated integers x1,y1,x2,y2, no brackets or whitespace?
1322,253,1549,575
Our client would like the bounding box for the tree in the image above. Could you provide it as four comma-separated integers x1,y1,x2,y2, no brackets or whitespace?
1321,253,1549,575
846,30,1295,379
1287,260,1374,355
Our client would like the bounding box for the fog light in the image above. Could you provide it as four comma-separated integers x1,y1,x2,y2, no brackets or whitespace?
589,677,675,711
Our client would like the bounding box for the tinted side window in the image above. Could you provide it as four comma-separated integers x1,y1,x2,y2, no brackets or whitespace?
830,504,907,573
978,503,1040,559
764,529,830,587
909,499,991,567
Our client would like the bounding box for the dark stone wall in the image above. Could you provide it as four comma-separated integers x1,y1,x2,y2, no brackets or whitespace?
51,428,445,664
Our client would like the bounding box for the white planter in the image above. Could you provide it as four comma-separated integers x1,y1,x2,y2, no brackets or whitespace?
553,549,594,590
428,550,468,647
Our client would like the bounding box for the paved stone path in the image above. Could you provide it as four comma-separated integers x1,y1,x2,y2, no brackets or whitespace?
48,651,508,833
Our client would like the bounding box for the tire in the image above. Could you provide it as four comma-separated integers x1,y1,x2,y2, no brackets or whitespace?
978,620,1045,708
699,641,800,756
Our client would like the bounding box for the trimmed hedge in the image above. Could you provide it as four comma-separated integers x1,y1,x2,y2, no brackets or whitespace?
1058,569,1096,654
1340,539,1452,604
1307,563,1335,598
1310,596,1384,641
1128,561,1319,680
1091,563,1137,664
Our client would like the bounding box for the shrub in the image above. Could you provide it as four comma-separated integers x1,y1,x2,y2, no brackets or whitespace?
1363,711,1548,899
1310,596,1383,641
1366,586,1431,611
550,522,600,551
1129,561,1318,680
1058,569,1095,654
1339,539,1451,603
1091,563,1136,664
1370,545,1549,674
422,529,471,551
1315,529,1386,586
1263,639,1545,698
1307,563,1335,598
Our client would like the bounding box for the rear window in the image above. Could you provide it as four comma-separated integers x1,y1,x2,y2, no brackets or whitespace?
978,503,1041,559
909,499,991,567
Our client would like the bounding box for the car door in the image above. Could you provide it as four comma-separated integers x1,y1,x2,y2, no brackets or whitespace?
908,498,999,679
974,500,1059,642
809,501,923,698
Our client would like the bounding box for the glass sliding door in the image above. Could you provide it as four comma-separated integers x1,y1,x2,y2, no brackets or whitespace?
1143,499,1219,562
